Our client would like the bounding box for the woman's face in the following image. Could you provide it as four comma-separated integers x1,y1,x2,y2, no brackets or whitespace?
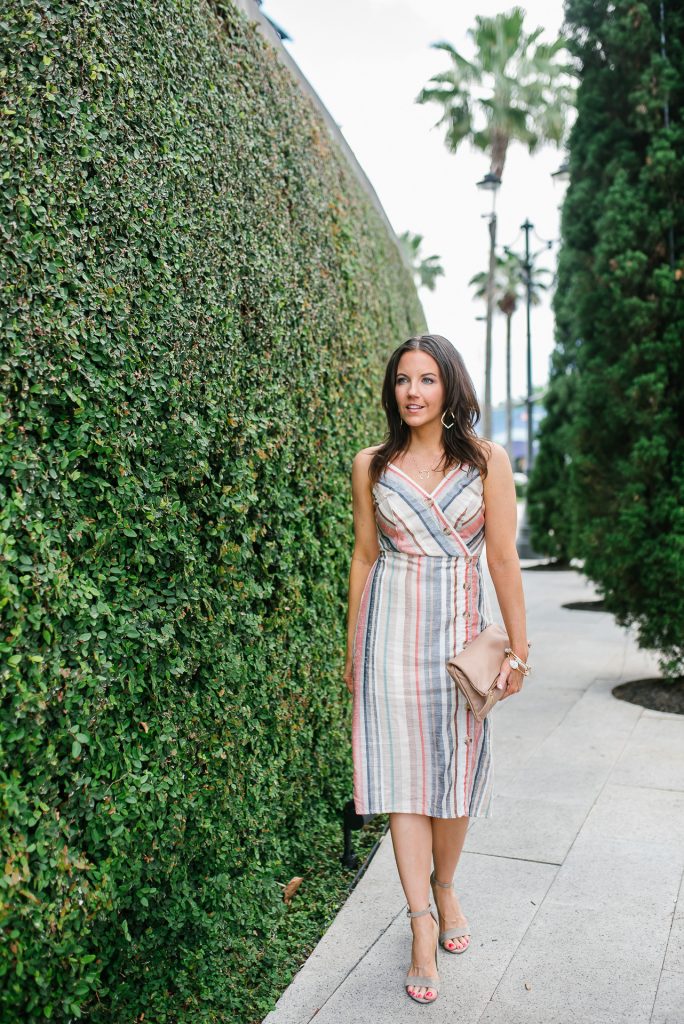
394,350,446,428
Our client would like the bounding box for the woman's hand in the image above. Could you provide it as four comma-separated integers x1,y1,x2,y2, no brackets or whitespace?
495,656,524,699
344,657,354,695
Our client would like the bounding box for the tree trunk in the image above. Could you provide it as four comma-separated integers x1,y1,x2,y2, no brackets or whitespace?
490,134,509,180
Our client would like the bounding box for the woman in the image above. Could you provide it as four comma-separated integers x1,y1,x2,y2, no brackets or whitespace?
344,334,529,1005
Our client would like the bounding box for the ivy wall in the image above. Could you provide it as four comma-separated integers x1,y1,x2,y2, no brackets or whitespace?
0,1,425,1019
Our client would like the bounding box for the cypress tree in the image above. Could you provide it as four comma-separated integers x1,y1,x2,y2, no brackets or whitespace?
529,0,684,674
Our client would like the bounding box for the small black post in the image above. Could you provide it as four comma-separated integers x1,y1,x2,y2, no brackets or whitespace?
341,800,376,869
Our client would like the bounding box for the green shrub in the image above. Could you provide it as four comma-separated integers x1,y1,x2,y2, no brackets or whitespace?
0,1,424,1019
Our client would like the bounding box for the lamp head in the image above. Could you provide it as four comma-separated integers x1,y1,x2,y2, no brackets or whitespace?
551,161,570,183
476,172,502,192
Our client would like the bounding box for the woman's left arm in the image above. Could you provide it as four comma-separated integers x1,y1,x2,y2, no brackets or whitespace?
482,442,529,698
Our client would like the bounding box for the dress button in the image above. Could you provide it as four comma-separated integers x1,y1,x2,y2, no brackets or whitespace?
442,525,450,534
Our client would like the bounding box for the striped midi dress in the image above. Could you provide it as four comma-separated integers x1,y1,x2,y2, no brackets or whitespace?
352,460,495,819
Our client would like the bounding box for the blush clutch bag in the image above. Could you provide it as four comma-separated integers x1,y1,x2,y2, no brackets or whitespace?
445,623,509,722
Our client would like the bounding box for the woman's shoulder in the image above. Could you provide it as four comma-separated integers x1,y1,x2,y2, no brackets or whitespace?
464,435,503,461
351,446,385,496
477,439,513,492
352,444,383,469
477,438,507,464
466,438,508,486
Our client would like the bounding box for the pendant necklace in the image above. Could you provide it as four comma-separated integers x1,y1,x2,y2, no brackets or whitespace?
408,450,444,482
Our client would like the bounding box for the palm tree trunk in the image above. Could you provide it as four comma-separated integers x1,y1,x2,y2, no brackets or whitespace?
490,135,509,180
505,313,513,462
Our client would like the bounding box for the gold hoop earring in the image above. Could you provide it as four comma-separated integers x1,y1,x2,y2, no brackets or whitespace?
441,409,456,429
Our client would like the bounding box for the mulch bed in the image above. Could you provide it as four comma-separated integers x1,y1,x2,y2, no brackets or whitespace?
522,560,577,571
612,678,684,715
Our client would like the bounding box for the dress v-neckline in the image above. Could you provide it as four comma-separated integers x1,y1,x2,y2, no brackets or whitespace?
387,461,463,499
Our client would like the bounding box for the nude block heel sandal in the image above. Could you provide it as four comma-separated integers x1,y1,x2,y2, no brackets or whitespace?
404,904,440,1004
430,869,470,954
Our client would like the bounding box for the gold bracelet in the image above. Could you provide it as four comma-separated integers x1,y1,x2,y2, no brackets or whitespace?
504,647,531,676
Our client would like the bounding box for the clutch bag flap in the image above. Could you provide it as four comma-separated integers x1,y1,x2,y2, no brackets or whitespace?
446,623,509,696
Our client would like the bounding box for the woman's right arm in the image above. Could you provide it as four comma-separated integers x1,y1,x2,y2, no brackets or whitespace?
344,449,380,694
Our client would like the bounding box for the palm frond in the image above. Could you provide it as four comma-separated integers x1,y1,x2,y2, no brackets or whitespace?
430,40,479,80
425,70,460,87
399,231,445,291
416,84,456,104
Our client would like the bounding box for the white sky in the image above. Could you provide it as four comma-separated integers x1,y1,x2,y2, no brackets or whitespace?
261,0,570,405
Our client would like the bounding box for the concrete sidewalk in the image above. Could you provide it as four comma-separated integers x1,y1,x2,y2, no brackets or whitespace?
264,564,684,1024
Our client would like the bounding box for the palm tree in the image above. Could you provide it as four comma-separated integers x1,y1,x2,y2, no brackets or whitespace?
469,253,551,459
417,7,574,438
398,230,445,291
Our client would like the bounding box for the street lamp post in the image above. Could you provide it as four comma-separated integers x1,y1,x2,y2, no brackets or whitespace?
522,219,534,474
504,222,553,475
505,163,570,560
504,221,553,558
476,172,502,440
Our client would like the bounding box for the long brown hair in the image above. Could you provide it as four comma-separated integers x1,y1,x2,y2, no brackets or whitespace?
369,334,490,487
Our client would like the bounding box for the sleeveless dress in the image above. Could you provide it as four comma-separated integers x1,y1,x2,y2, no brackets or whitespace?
351,459,495,819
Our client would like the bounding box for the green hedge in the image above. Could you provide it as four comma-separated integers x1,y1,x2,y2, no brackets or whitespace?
0,1,425,1019
528,0,684,674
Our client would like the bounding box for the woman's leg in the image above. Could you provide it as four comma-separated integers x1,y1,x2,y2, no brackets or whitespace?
389,812,439,1001
431,815,471,950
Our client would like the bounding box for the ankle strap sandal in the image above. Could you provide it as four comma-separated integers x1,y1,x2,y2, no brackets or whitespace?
429,869,471,954
404,903,440,1003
